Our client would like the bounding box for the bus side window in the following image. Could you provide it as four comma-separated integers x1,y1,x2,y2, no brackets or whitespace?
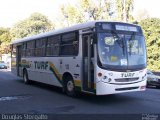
46,35,60,56
22,43,26,57
26,41,35,57
60,32,79,56
35,38,46,57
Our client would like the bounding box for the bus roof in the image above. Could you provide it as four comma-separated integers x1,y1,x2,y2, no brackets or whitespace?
11,20,138,44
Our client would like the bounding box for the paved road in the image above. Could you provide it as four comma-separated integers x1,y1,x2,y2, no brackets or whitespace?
0,70,160,115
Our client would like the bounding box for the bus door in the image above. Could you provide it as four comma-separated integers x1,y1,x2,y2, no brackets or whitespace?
16,45,22,76
82,34,94,92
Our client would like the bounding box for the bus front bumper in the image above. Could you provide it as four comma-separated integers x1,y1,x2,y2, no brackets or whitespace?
96,80,146,95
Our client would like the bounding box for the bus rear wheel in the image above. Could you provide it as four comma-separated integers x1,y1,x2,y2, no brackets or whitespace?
63,76,76,97
23,70,29,84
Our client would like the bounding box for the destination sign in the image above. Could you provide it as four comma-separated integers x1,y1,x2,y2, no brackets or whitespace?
101,23,139,32
115,25,137,32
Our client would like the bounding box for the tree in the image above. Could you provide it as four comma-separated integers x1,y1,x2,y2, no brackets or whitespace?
0,27,12,55
115,0,134,22
139,18,160,71
11,13,54,40
61,4,84,26
60,0,112,26
60,0,135,26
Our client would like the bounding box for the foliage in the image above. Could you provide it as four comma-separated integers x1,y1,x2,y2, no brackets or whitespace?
115,0,134,22
139,18,160,71
60,0,134,26
60,0,112,26
10,13,54,40
61,4,84,26
0,27,11,54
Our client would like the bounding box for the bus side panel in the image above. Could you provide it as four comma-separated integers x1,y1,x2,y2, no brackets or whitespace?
28,69,62,87
20,56,82,89
21,57,62,87
57,56,82,91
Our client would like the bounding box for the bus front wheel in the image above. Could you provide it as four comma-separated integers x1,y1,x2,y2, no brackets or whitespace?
23,70,29,84
63,76,76,97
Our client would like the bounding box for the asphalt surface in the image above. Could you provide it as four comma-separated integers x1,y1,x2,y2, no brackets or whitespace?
0,69,160,119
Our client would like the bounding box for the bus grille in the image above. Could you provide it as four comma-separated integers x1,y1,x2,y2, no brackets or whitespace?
115,87,139,91
115,77,139,82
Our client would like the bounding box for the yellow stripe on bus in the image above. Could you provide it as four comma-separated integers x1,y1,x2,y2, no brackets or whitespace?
94,83,96,89
48,62,96,89
49,62,62,81
74,80,81,87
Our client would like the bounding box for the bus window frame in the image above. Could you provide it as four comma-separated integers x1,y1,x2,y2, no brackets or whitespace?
59,31,79,57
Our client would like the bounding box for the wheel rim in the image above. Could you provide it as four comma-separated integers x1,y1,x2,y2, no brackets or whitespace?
67,81,74,92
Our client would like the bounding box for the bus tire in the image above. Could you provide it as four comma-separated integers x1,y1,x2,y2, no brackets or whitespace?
23,70,29,84
63,76,76,97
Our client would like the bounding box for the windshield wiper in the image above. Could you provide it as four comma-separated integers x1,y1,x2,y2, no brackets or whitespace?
128,32,136,55
110,30,125,55
111,30,124,47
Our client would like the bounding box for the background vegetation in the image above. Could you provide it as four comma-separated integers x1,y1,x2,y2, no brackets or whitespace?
0,0,159,71
139,18,160,71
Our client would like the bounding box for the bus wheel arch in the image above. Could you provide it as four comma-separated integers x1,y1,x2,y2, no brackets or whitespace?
62,72,76,96
23,68,29,84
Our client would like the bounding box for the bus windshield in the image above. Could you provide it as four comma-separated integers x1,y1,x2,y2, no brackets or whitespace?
97,32,147,70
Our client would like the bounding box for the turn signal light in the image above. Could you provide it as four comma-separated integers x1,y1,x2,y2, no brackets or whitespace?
140,86,146,90
98,72,102,77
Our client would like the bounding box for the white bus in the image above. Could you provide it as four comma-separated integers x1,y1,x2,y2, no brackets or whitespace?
11,21,147,96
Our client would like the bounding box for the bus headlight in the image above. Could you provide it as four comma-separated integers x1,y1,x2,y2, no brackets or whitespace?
101,75,107,81
97,73,112,83
103,76,107,80
101,76,112,83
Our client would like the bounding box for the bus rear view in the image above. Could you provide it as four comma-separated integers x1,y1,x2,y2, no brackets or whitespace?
95,22,147,95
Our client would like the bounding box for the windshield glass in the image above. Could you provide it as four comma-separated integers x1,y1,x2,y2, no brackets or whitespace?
98,32,147,70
